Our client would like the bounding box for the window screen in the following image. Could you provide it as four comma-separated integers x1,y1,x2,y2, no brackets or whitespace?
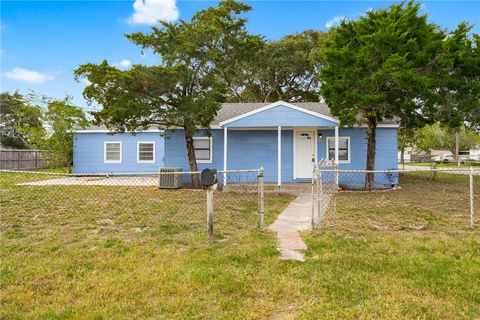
105,142,121,162
138,142,154,162
193,138,211,161
327,137,349,162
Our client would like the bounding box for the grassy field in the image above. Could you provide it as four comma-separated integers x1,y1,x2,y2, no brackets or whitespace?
1,171,479,319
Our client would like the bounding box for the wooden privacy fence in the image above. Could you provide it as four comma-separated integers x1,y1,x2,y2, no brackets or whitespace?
0,149,47,170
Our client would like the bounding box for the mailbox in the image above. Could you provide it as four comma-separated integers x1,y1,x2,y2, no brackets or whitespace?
201,168,217,188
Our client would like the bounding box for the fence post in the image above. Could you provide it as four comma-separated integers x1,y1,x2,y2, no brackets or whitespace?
317,170,323,229
333,191,337,228
311,163,316,229
207,186,214,241
470,167,475,229
258,167,265,230
430,162,437,180
16,151,20,170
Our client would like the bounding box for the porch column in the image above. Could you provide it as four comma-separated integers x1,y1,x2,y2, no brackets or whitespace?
223,127,228,185
334,126,339,164
334,126,339,185
277,126,282,186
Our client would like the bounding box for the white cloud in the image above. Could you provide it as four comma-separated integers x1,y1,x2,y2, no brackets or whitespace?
326,16,345,29
128,0,179,25
81,78,91,85
4,68,54,83
113,59,132,70
119,59,132,68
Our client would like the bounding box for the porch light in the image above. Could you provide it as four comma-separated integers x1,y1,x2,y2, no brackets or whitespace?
318,132,323,139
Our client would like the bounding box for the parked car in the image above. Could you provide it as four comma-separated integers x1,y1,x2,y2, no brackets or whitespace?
433,154,466,164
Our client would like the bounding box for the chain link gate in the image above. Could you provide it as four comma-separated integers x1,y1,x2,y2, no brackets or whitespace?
312,160,339,229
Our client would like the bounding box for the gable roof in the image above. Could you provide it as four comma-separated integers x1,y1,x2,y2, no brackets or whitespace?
75,101,399,132
213,101,332,126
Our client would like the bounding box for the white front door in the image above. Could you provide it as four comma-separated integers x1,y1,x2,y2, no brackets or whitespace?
294,129,316,179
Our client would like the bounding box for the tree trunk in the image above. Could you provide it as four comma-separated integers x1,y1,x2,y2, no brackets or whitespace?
184,126,200,188
365,117,377,190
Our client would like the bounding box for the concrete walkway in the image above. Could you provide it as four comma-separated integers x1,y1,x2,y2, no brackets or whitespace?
269,194,311,262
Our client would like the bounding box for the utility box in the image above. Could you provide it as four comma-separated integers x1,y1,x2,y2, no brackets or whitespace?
159,167,183,189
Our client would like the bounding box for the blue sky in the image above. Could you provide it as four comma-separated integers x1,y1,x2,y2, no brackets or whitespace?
1,0,479,111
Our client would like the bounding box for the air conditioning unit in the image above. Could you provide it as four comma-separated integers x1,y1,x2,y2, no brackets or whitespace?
159,167,183,189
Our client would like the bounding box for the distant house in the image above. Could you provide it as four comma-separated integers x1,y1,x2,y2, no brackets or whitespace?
73,101,399,188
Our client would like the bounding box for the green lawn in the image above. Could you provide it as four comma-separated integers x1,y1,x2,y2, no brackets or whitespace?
1,172,479,319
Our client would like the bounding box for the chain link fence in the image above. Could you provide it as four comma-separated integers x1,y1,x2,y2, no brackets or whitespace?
312,160,338,229
313,165,479,231
0,168,267,241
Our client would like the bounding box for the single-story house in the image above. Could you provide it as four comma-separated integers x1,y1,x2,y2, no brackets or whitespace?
73,101,399,188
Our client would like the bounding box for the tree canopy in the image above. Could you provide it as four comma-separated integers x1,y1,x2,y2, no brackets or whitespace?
75,0,259,186
0,92,88,170
318,1,451,188
0,92,45,149
43,97,89,170
435,23,480,129
414,123,480,154
228,30,324,102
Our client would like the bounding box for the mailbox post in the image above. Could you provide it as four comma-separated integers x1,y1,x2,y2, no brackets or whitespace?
201,169,217,241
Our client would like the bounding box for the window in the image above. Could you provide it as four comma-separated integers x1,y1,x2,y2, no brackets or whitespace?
137,141,155,163
326,137,350,163
104,141,122,163
193,137,212,163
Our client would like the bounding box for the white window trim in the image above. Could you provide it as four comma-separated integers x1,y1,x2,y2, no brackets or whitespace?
137,141,156,164
104,141,122,164
193,137,213,164
326,136,351,164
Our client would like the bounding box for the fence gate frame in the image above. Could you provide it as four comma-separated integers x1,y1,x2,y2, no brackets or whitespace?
312,160,339,230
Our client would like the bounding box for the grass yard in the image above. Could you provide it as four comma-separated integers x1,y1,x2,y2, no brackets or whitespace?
1,172,479,319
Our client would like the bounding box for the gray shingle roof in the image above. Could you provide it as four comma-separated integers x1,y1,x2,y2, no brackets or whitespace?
76,101,398,131
211,102,332,125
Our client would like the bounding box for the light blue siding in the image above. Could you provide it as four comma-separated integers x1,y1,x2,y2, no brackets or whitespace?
163,127,398,188
74,126,398,188
317,128,398,188
224,105,339,128
164,129,292,183
73,132,165,174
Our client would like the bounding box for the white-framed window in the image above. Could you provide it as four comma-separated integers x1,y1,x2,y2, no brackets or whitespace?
137,141,155,163
193,137,212,163
104,141,122,163
326,137,350,163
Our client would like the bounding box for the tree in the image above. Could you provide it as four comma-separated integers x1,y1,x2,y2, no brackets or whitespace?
75,0,257,187
413,124,441,153
436,23,480,130
43,98,88,171
398,127,416,166
318,1,444,189
229,30,324,102
414,123,480,155
0,92,45,149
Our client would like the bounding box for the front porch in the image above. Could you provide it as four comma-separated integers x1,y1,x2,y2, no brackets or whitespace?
220,102,342,186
